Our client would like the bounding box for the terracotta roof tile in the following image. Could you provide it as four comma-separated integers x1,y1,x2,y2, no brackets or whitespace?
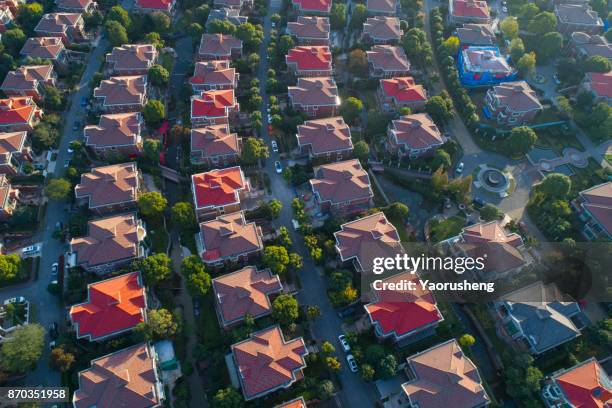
366,0,396,14
287,16,330,41
275,397,307,408
388,113,445,150
578,181,612,235
381,77,427,103
198,34,242,58
1,65,54,92
0,131,27,159
20,37,65,60
136,0,173,9
0,97,38,126
94,76,147,107
191,124,240,158
363,16,403,42
191,89,237,119
296,116,353,155
292,0,331,13
452,0,489,19
310,159,373,205
555,4,603,26
199,211,263,262
191,166,247,209
35,12,81,34
489,81,542,112
367,45,410,73
288,76,339,107
286,46,332,72
586,71,612,99
554,358,612,408
190,60,236,87
456,24,495,45
106,44,158,73
84,112,142,149
75,163,139,209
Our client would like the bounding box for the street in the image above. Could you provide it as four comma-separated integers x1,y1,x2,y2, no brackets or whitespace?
256,8,379,407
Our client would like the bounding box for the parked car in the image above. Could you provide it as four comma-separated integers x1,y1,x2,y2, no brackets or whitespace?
51,263,58,275
193,298,200,317
64,160,70,168
3,296,25,305
338,335,351,352
346,354,358,372
275,161,282,174
80,97,88,107
502,6,507,12
271,140,279,153
456,162,464,174
22,245,41,255
72,121,80,131
48,322,58,339
553,74,561,85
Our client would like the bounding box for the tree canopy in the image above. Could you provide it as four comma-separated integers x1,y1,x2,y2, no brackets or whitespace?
271,294,299,325
136,308,178,340
538,173,571,199
148,65,170,87
505,126,537,156
45,178,72,201
143,100,165,127
138,191,168,217
171,202,196,230
140,253,172,285
241,136,269,165
340,97,363,125
0,324,45,373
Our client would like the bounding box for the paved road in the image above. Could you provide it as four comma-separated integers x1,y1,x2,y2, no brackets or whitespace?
257,10,379,408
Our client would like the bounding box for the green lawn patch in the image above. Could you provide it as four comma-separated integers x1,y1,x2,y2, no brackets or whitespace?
535,126,583,154
429,215,466,243
146,219,169,254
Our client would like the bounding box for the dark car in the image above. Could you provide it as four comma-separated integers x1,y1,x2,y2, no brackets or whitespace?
48,322,58,339
193,298,200,317
473,197,486,207
80,97,88,107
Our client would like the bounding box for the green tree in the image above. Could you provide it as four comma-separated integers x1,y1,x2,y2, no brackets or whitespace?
271,13,281,24
212,387,244,408
180,255,205,277
181,255,211,297
605,29,612,43
307,305,321,320
347,49,368,77
235,22,263,49
278,35,295,56
271,294,299,325
45,178,72,201
171,202,196,230
479,203,502,221
208,19,236,34
517,52,536,76
361,363,375,381
353,140,370,162
267,199,282,219
539,173,571,199
442,36,460,56
432,149,451,170
576,90,595,111
377,354,397,379
138,191,168,216
149,12,171,33
144,31,165,49
325,356,341,372
143,100,165,127
448,175,473,204
148,64,170,87
50,346,75,373
340,97,363,125
584,55,611,73
500,16,519,39
351,3,367,29
0,324,45,373
140,253,172,285
318,380,335,400
263,245,290,275
16,3,43,32
143,139,161,164
2,28,26,55
539,32,563,61
43,86,64,111
459,333,476,347
589,0,608,16
330,3,347,29
425,94,454,124
528,12,557,35
556,96,573,117
107,5,131,28
241,136,269,165
0,254,21,282
517,3,540,27
136,308,178,340
106,20,128,46
187,22,204,38
321,341,335,354
509,38,525,62
505,126,537,156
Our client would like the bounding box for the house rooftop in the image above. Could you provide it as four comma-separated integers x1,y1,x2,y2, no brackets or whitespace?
199,211,262,262
190,60,236,87
20,37,65,60
75,163,139,209
136,0,173,10
381,77,427,103
35,12,81,34
462,47,512,74
287,16,330,40
191,166,247,209
552,358,612,408
0,97,38,126
198,33,242,57
106,44,158,72
191,89,236,119
389,113,444,150
456,23,495,45
286,46,332,72
571,32,612,60
292,0,331,13
490,81,543,112
212,266,282,326
366,0,396,14
275,397,307,408
555,4,603,26
73,343,162,408
363,16,402,41
191,124,240,158
1,65,53,92
310,159,373,205
578,181,612,236
69,271,145,341
296,116,353,155
451,0,489,19
94,76,147,106
84,112,142,149
288,76,339,107
0,131,27,162
586,71,612,99
367,45,410,72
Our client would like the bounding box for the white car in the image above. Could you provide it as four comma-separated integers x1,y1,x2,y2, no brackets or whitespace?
346,354,358,372
456,162,464,174
338,335,350,352
275,161,282,174
22,245,40,255
271,140,279,153
51,262,58,275
3,296,25,306
502,6,507,12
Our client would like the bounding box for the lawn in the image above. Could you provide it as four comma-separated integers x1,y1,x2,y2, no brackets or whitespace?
534,126,583,154
428,215,466,243
146,218,169,254
570,158,609,198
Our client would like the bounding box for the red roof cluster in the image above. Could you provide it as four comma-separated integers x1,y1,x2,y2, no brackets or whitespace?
292,0,331,13
381,77,427,102
191,166,247,209
286,46,332,72
191,89,236,119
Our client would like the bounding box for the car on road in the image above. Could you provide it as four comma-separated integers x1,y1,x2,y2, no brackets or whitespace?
48,322,58,339
80,97,88,107
502,6,507,12
346,354,358,372
271,140,279,153
275,161,282,174
553,74,561,85
193,298,200,316
72,121,80,131
67,146,74,154
3,296,26,305
22,245,41,255
64,160,70,168
51,262,58,275
456,162,464,174
338,335,351,352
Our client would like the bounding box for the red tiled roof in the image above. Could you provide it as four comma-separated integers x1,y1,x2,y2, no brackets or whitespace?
84,112,142,149
199,212,262,262
367,45,410,72
0,97,37,126
191,166,247,209
106,44,158,73
389,113,444,150
20,37,65,60
70,272,146,341
75,163,139,209
190,60,236,86
35,12,81,34
198,34,242,58
232,326,308,400
296,116,353,155
1,65,54,92
579,182,612,235
212,266,282,326
554,359,612,408
292,0,331,13
275,397,307,408
586,71,612,99
136,0,172,10
489,81,542,112
191,89,236,119
94,75,147,107
366,0,396,13
288,76,339,107
286,46,332,72
191,124,240,158
287,16,330,40
56,0,93,10
452,0,489,18
0,131,26,158
365,272,441,339
310,159,373,204
73,343,162,408
381,77,427,103
363,16,403,41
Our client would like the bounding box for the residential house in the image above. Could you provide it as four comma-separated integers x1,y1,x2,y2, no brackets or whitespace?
191,166,250,221
483,81,543,125
275,397,307,408
0,0,21,15
334,212,403,273
448,0,490,25
134,0,175,14
84,112,143,158
212,266,282,328
572,181,612,241
74,163,140,215
190,89,239,126
69,213,147,274
493,281,582,355
56,0,96,13
287,16,330,45
457,23,495,46
93,75,148,113
569,32,612,61
541,358,612,408
580,71,612,104
401,339,490,407
1,65,57,100
386,113,445,158
190,124,241,167
73,343,164,408
230,326,308,401
365,271,443,346
286,46,333,77
106,44,158,76
34,13,84,45
19,37,66,64
377,77,428,114
366,45,411,78
366,0,397,16
0,97,42,132
69,271,146,341
197,211,264,266
362,16,403,44
0,174,18,220
310,159,374,215
0,131,30,175
287,76,340,118
0,5,13,32
189,60,238,93
292,0,331,15
458,46,516,87
555,4,604,36
197,33,243,61
214,0,252,9
206,7,248,28
296,116,353,162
